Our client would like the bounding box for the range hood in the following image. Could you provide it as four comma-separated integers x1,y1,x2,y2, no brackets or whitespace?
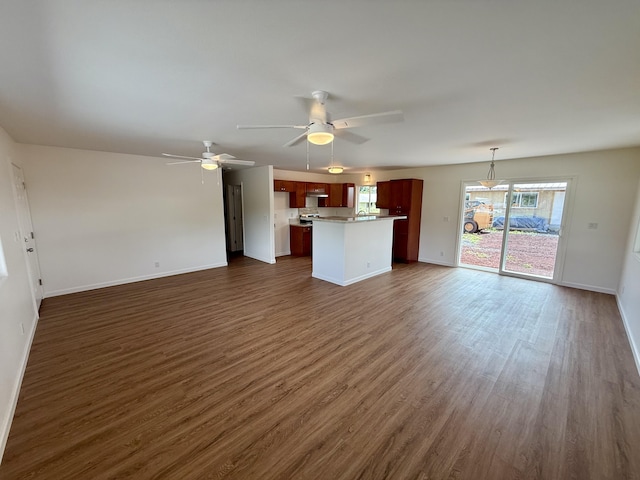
306,192,328,198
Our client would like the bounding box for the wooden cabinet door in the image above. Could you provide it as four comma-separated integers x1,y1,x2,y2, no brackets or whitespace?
392,219,409,261
307,183,328,194
290,225,311,256
329,183,343,207
289,182,307,208
274,179,296,192
376,181,391,209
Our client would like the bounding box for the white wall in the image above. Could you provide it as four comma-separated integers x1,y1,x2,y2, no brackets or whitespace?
225,166,275,264
0,127,39,461
618,176,640,374
336,148,640,294
19,144,228,296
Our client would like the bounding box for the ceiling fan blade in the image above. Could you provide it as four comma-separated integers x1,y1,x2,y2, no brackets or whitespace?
166,160,201,165
218,158,256,166
331,110,404,130
212,153,236,161
162,153,203,161
237,124,307,129
283,130,309,147
334,130,369,145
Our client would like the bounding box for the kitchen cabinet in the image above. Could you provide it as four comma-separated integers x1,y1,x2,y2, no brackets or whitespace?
274,179,306,208
306,182,328,194
290,182,306,208
273,179,296,192
378,179,423,263
376,181,391,209
319,183,354,208
290,225,312,256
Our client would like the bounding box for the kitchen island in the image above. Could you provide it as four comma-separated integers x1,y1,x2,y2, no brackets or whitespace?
312,215,406,286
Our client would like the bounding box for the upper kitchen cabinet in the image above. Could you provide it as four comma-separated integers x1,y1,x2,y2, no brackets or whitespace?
290,182,307,208
376,181,391,209
306,183,329,194
274,179,306,208
273,179,296,192
319,183,355,208
389,179,421,213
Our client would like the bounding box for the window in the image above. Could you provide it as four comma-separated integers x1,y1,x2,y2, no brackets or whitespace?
506,192,539,208
357,186,380,214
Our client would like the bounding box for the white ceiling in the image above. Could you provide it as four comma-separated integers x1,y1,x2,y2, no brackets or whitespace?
1,1,639,173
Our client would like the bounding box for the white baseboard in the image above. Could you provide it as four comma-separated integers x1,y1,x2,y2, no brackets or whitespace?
560,281,616,295
45,262,228,297
312,267,391,287
616,294,640,378
418,257,455,267
244,252,276,264
276,250,291,257
0,312,38,464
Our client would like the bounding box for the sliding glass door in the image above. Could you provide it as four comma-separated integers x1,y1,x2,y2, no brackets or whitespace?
459,180,569,282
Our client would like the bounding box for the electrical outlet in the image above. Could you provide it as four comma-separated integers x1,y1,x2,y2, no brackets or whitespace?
588,222,598,230
367,262,371,268
154,262,160,268
20,322,24,335
440,251,444,256
443,216,449,222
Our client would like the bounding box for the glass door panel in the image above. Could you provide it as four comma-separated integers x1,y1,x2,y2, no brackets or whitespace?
458,183,508,271
501,182,567,279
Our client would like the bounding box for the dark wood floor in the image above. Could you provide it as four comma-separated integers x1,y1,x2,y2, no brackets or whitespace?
2,256,639,479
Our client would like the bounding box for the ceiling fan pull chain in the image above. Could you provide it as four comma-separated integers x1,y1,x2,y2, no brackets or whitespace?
201,167,204,185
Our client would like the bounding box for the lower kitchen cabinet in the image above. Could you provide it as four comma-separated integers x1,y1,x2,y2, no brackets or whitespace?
290,225,312,256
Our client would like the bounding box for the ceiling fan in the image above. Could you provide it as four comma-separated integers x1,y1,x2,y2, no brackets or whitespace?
237,90,404,147
162,141,255,170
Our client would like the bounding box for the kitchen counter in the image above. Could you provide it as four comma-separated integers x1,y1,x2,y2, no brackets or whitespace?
313,215,406,223
312,215,405,286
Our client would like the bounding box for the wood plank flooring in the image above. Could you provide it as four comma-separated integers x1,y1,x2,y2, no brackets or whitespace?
1,256,639,479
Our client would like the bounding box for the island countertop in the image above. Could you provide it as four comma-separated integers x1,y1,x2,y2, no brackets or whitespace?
313,215,407,223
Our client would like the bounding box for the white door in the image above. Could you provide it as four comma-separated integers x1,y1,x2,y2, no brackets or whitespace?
11,164,43,310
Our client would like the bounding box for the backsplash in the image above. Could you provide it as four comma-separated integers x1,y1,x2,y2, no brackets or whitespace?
299,207,319,215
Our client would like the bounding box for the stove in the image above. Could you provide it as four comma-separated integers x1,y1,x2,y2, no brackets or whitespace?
299,213,320,224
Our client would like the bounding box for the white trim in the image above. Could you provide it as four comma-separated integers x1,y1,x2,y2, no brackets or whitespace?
418,257,454,267
312,266,391,286
45,263,228,297
616,294,640,377
0,312,38,463
559,281,616,295
244,252,276,264
275,250,291,257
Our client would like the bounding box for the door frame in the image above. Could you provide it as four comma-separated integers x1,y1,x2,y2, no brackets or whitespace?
10,163,44,311
456,175,576,285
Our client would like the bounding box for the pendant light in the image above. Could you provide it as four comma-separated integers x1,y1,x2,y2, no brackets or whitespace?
327,141,343,174
479,147,501,189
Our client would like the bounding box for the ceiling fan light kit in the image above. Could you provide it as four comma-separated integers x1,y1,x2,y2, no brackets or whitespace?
307,123,335,145
200,159,219,170
478,147,501,189
237,91,405,169
328,166,344,174
162,140,254,171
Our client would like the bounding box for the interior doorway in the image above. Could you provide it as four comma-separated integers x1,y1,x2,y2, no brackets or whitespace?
225,184,244,253
458,180,569,282
11,164,44,310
